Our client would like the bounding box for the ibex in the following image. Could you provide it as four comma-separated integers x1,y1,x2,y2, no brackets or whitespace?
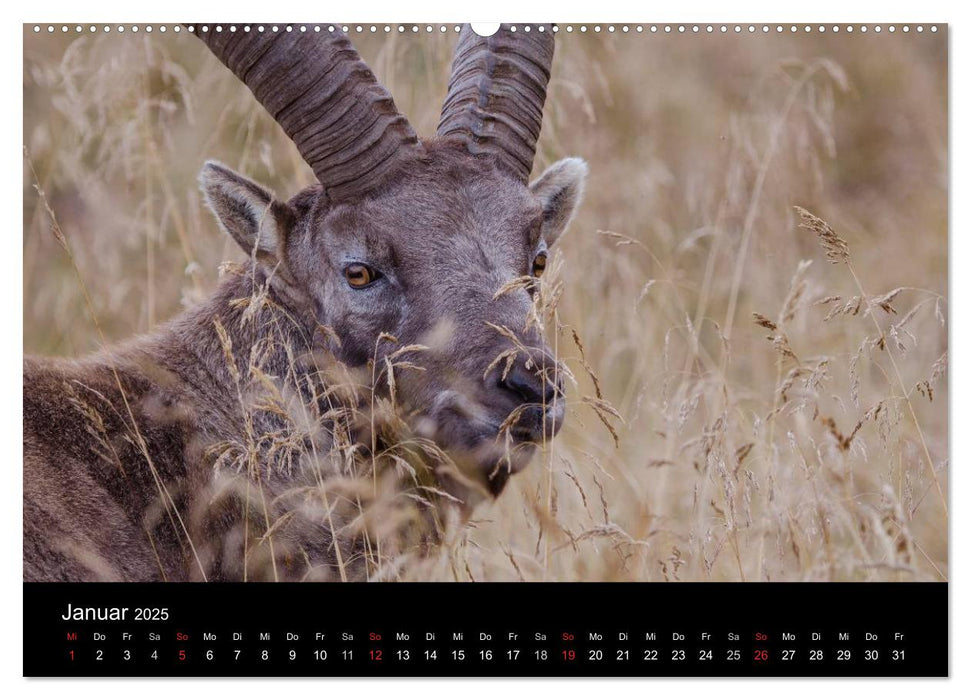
24,24,587,582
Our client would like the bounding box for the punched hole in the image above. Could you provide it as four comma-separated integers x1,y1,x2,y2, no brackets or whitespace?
470,22,501,37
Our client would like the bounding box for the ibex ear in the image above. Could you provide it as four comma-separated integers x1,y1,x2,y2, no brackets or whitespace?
200,161,293,268
529,157,588,247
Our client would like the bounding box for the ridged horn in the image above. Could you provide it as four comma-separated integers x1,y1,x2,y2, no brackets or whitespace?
437,24,554,182
192,25,423,201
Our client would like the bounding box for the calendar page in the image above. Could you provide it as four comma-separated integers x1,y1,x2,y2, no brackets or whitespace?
21,20,948,678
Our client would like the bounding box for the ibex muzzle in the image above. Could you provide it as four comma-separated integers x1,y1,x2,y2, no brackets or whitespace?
23,24,586,581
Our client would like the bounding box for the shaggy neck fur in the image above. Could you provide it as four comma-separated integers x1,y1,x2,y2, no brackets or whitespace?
23,265,371,582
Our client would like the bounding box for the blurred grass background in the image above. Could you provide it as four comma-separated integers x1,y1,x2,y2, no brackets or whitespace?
23,25,947,581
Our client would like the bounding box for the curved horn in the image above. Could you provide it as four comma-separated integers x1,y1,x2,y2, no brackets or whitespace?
192,26,422,201
437,24,554,182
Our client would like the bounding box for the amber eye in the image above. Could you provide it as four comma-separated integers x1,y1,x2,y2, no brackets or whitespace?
344,263,376,288
532,252,548,278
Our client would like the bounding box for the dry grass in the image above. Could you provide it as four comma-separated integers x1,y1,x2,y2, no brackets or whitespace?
23,27,947,581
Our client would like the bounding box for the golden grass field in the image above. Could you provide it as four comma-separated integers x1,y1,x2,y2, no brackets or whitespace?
23,26,947,581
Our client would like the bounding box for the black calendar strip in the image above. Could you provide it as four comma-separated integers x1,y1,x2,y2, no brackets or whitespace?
24,582,947,677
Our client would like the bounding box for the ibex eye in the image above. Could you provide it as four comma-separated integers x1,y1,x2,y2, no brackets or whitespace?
532,252,548,278
344,263,377,289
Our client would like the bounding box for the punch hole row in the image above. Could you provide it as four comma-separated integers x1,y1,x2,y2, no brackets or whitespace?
31,24,941,35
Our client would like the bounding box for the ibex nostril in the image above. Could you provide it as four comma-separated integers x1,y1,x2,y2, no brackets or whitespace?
501,364,560,407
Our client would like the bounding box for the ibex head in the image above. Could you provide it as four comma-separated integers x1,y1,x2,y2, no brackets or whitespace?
195,25,587,499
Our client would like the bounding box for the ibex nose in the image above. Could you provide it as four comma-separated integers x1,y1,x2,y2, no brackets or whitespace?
502,363,561,406
495,350,565,441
